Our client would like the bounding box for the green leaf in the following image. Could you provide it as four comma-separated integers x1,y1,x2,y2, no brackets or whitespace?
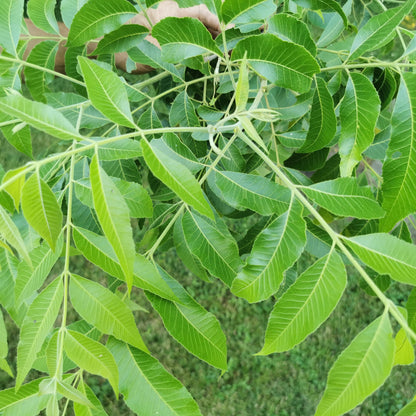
182,211,241,286
0,309,12,377
169,92,199,127
2,167,26,210
146,268,227,371
0,0,24,55
268,13,316,56
56,379,94,408
394,328,414,366
0,93,82,141
213,170,291,215
173,215,210,282
300,178,385,220
396,400,416,416
345,233,416,285
231,34,320,94
64,330,119,395
25,41,59,102
73,227,177,301
90,154,135,291
231,198,306,303
259,250,346,355
296,0,348,25
235,52,249,112
128,42,184,81
16,278,63,389
315,312,394,416
152,17,222,62
15,237,63,305
69,274,148,352
141,138,213,219
339,72,381,176
381,73,416,231
21,172,63,251
73,379,108,416
0,114,32,157
0,205,31,265
27,0,59,34
78,57,135,128
348,0,415,61
93,24,148,55
61,0,88,28
221,0,276,24
298,77,336,153
0,378,48,414
108,338,203,416
67,0,137,47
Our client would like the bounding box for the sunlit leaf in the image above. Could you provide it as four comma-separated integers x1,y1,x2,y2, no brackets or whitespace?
221,0,276,24
27,0,59,34
67,0,137,47
231,198,306,303
108,338,203,416
16,278,63,389
394,328,414,366
315,312,394,416
396,399,416,416
232,34,320,94
69,274,148,352
2,167,26,210
259,249,346,354
73,379,108,416
339,72,381,176
345,233,416,285
64,330,119,395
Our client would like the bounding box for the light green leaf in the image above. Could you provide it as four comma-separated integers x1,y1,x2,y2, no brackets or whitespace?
141,138,213,219
182,211,241,286
394,328,414,366
73,227,177,301
0,0,24,55
74,379,108,416
16,278,63,389
56,380,94,408
67,0,137,47
93,24,148,55
231,198,306,303
64,330,119,395
221,0,276,24
300,178,385,220
15,237,63,305
381,73,416,231
0,205,31,265
21,172,63,251
2,167,26,211
0,378,48,414
79,139,143,161
213,170,291,216
90,154,135,291
315,312,395,416
0,309,12,377
169,91,199,127
146,268,227,371
396,399,416,416
231,34,320,94
339,72,381,176
69,274,148,352
268,13,316,56
345,233,416,285
259,250,346,355
108,338,203,416
25,41,59,102
348,0,415,61
294,0,348,26
299,77,336,153
0,93,82,141
27,0,59,34
235,52,249,111
128,42,184,81
152,17,222,62
61,0,88,28
78,57,135,128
